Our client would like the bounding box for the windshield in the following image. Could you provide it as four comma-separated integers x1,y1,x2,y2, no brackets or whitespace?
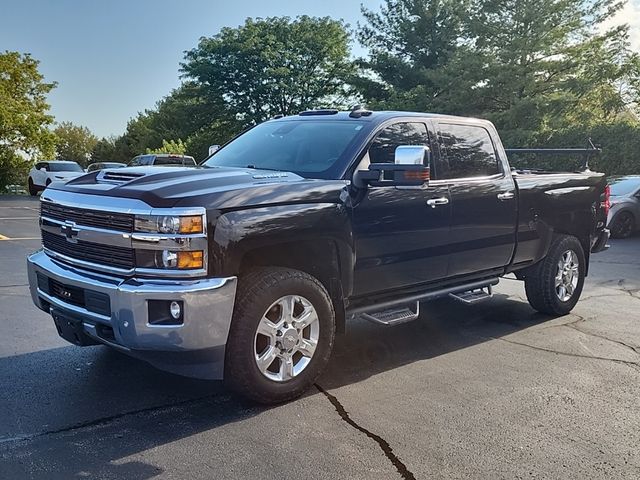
202,120,366,179
610,177,640,196
49,163,83,172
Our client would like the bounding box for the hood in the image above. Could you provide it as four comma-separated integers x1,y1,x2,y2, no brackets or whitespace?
54,166,347,209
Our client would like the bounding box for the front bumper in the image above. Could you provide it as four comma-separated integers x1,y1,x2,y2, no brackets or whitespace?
27,250,237,379
591,228,610,253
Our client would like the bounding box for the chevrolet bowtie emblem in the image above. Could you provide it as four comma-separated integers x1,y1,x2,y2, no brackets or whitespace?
60,221,79,243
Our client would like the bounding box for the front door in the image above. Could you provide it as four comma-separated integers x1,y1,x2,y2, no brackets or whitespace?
351,121,451,297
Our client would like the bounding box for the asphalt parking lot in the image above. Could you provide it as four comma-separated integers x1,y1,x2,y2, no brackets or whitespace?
0,195,638,479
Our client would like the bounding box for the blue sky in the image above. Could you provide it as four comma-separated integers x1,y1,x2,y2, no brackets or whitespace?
1,0,383,138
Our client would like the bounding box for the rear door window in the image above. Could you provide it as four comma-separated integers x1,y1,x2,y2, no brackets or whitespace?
437,124,501,179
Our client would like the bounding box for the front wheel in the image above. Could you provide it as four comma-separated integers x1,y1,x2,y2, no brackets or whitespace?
28,178,37,196
224,268,335,404
524,235,586,315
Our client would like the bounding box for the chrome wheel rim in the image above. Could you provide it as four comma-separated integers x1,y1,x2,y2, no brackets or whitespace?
254,295,320,382
555,249,579,302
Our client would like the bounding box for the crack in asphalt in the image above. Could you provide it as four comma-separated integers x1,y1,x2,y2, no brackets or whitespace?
565,324,640,356
0,394,220,445
494,336,640,370
315,384,417,480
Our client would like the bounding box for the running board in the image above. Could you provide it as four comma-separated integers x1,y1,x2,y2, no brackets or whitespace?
360,302,420,326
347,278,500,324
449,285,493,304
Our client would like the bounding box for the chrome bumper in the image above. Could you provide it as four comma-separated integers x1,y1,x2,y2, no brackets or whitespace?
27,250,237,379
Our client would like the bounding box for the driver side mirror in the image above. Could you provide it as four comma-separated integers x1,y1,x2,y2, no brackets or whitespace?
353,145,430,188
39,167,47,172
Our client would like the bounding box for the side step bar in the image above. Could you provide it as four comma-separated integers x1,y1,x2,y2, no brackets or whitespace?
349,278,499,326
359,302,420,326
449,285,493,304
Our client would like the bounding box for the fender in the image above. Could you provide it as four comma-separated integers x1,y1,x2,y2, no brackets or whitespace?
211,202,355,296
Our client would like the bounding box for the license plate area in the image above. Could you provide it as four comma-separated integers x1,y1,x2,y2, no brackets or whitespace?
51,309,100,346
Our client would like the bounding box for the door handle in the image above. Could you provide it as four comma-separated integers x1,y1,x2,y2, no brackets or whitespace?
497,191,515,201
427,197,449,208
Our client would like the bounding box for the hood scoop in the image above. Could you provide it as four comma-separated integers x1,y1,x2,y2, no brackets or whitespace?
98,170,146,184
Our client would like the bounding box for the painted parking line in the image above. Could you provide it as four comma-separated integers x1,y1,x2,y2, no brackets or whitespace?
0,217,39,220
0,237,39,241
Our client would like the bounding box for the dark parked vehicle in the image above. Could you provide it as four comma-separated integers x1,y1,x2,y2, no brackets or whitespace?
607,175,640,238
86,162,127,173
27,109,610,403
129,154,197,167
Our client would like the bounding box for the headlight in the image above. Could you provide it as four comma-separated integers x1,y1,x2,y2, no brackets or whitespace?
135,215,204,234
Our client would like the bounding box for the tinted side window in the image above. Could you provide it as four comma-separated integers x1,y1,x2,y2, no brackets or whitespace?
437,124,500,179
369,122,429,164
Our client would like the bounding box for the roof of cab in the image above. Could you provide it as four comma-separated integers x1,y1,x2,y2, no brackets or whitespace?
269,109,489,127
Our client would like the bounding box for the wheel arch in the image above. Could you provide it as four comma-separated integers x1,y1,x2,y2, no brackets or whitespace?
211,204,355,334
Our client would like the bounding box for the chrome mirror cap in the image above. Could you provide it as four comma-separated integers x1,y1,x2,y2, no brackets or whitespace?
394,145,429,165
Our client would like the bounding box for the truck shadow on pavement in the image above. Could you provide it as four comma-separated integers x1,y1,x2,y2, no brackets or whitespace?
0,293,551,479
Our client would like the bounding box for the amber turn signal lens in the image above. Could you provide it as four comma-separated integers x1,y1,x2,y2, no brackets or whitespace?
177,251,204,269
179,215,203,234
403,169,430,181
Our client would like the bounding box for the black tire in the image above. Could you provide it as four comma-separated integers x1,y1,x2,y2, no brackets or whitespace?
45,179,51,188
28,178,37,196
610,211,635,239
524,235,586,316
224,267,335,404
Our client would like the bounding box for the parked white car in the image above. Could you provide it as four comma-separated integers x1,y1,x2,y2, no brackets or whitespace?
28,161,85,196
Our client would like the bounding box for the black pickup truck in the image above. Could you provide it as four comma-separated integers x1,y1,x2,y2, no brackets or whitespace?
27,109,610,403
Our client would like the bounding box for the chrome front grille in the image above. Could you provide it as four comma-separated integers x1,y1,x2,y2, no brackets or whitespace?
42,230,135,270
38,190,208,278
41,202,134,232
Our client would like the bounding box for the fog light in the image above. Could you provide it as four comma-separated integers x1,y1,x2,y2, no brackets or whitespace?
170,301,181,320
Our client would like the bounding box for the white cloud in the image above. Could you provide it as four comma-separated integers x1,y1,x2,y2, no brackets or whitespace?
599,0,640,52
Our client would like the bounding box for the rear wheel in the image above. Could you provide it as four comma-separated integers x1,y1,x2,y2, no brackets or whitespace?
224,268,335,404
28,178,37,196
610,211,635,239
524,235,585,315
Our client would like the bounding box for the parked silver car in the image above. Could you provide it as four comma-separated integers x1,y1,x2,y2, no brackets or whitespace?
607,176,640,238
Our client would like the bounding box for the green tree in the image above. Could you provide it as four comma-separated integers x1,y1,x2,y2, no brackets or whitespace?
0,51,57,190
91,136,119,163
54,121,98,167
146,138,187,155
356,0,471,110
357,0,640,149
181,16,355,125
465,0,638,146
114,84,221,161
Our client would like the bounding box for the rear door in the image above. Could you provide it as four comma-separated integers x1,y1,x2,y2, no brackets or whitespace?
351,121,451,296
433,122,517,277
